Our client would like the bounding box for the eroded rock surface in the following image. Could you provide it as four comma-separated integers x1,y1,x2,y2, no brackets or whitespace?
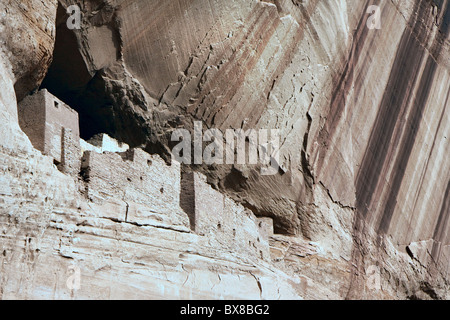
0,0,449,300
0,0,58,101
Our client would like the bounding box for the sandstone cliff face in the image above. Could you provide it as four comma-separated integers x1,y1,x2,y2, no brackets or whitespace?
0,0,57,101
0,0,449,300
0,0,58,157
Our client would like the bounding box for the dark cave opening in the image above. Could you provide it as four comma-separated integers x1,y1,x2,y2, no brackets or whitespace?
40,3,120,143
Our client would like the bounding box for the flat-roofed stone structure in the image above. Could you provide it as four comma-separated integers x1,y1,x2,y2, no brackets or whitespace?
18,89,80,165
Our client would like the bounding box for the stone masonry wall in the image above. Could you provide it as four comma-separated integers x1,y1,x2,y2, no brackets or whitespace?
181,172,272,262
18,89,79,163
81,148,190,232
59,127,81,177
81,148,272,261
17,91,46,152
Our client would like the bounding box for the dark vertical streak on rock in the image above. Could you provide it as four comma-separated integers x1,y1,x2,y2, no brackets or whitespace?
344,1,383,300
346,1,444,298
377,56,436,234
326,6,369,133
355,0,448,235
315,2,371,176
355,29,426,219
